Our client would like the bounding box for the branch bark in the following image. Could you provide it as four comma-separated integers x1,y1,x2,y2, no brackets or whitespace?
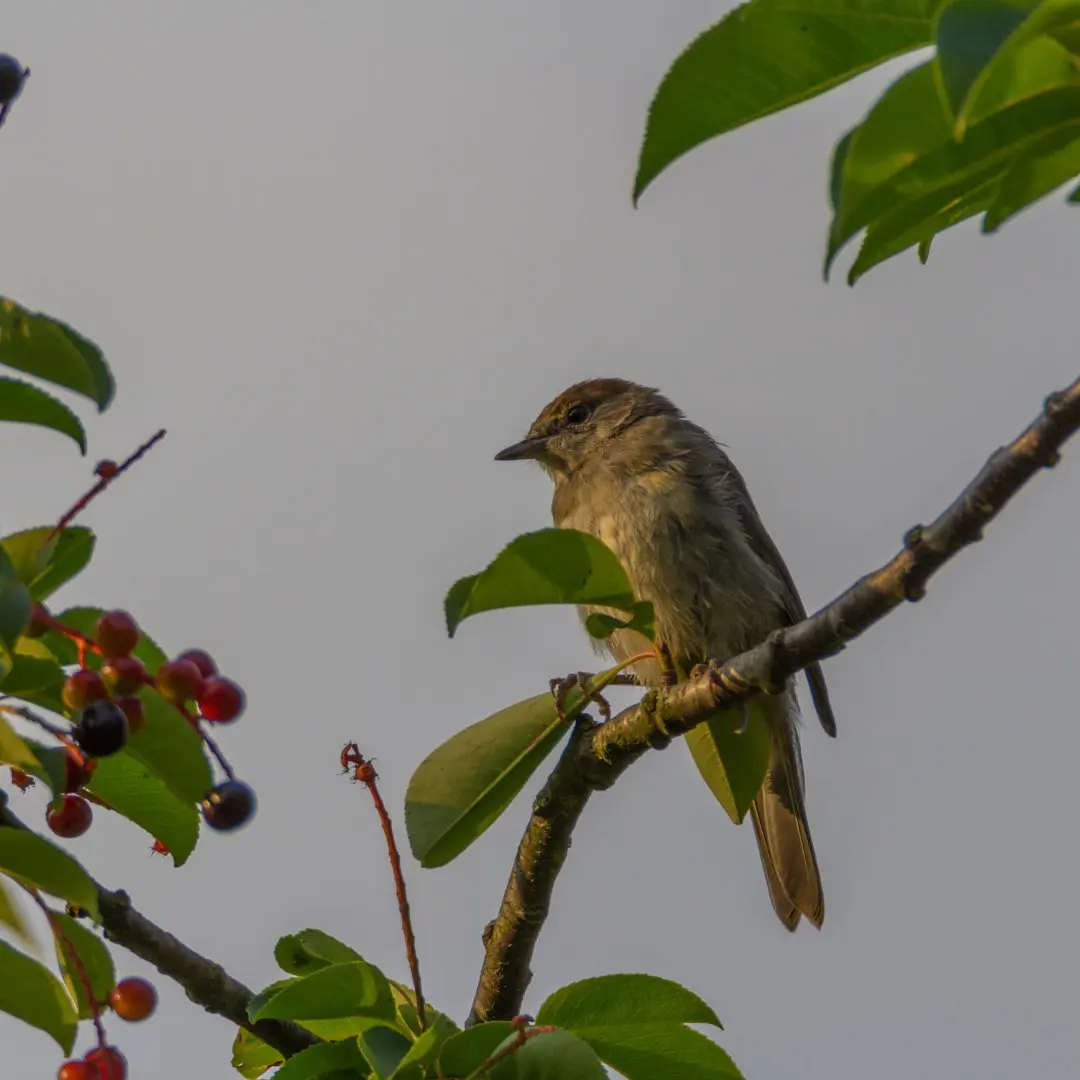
468,373,1080,1025
0,802,319,1060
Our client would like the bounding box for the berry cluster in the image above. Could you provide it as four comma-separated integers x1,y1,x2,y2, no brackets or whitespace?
25,606,257,837
55,977,157,1079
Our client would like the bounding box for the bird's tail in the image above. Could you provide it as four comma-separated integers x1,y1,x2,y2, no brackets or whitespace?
749,695,824,931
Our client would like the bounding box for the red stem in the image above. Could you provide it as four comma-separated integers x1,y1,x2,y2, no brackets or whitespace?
341,744,427,1031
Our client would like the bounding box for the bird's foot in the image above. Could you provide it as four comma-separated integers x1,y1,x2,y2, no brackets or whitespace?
690,656,752,732
549,671,612,723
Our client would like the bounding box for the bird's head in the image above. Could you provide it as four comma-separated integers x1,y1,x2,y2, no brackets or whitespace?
494,378,679,479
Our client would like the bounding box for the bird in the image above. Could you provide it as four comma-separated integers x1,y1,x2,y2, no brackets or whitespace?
494,377,836,930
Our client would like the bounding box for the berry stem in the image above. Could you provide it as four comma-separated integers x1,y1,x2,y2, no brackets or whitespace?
462,1016,556,1080
0,701,72,741
340,744,427,1031
47,428,167,544
176,704,236,780
30,608,102,662
26,887,107,1051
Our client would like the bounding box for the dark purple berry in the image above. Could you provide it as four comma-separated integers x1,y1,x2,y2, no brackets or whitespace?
200,780,256,831
74,700,129,757
0,55,27,106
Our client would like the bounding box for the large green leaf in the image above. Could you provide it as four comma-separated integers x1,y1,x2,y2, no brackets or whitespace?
0,831,99,919
445,529,636,638
984,126,1080,227
0,377,86,453
488,1028,607,1080
0,527,95,602
406,667,626,868
50,912,115,1019
536,974,721,1030
274,929,363,976
387,1014,457,1077
230,1028,283,1078
271,1039,370,1079
440,1023,517,1077
684,702,772,825
0,939,78,1052
249,962,397,1024
358,1024,413,1079
0,875,36,949
828,51,1080,271
85,751,201,866
536,974,736,1080
1,651,66,714
936,0,1080,134
634,0,937,201
0,296,114,410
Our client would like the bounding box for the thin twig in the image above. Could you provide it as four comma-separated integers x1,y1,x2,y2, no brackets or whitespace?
0,701,71,741
468,372,1080,1024
341,744,427,1031
47,428,166,543
26,887,108,1051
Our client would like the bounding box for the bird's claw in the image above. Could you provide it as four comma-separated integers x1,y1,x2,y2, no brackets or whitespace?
549,671,612,723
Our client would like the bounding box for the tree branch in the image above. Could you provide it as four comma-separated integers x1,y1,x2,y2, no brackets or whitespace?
0,802,319,1060
468,373,1080,1025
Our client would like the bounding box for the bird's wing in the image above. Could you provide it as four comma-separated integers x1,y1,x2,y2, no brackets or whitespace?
721,456,838,738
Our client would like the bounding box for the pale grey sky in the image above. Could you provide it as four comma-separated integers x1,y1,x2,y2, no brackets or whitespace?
4,4,1078,1078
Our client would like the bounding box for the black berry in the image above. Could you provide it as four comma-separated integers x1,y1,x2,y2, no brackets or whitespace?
0,55,26,106
74,700,129,757
201,780,256,831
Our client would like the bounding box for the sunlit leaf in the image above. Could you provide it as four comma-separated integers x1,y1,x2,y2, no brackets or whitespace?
0,831,99,919
0,939,78,1052
0,377,86,453
50,912,115,1019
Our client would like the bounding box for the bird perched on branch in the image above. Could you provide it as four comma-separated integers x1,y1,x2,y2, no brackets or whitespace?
495,378,836,930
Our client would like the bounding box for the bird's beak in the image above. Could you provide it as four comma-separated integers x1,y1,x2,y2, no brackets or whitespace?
494,436,549,462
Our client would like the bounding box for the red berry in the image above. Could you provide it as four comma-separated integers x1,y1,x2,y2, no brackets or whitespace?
95,610,140,658
201,780,256,831
47,794,93,838
115,696,147,735
75,701,129,758
57,1060,92,1080
102,655,147,696
85,1045,127,1080
110,976,157,1021
94,459,119,480
62,668,109,712
177,648,217,679
63,749,95,792
197,676,246,723
156,659,205,703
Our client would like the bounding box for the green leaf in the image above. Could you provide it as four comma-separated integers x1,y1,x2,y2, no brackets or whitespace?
0,548,33,652
20,739,71,801
231,1027,284,1078
0,714,46,775
271,1039,371,1080
684,701,772,825
569,1025,743,1080
439,1022,516,1077
936,0,1080,135
359,1024,413,1078
634,0,936,201
1,651,66,714
828,61,1080,274
0,527,95,602
0,297,114,410
0,377,86,453
0,832,99,919
445,529,636,638
406,666,622,868
85,751,201,866
275,929,363,976
0,875,36,949
51,912,115,1019
584,601,655,642
250,962,397,1024
122,688,213,806
536,974,721,1030
388,1014,458,1078
0,939,78,1052
488,1028,607,1080
984,126,1080,228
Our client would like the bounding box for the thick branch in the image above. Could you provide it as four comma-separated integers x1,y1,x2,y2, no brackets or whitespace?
0,802,318,1060
468,373,1080,1024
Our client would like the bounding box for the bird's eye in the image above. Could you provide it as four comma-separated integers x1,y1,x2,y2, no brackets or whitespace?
565,403,591,425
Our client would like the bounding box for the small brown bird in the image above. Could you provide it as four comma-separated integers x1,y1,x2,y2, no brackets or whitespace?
495,378,836,930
